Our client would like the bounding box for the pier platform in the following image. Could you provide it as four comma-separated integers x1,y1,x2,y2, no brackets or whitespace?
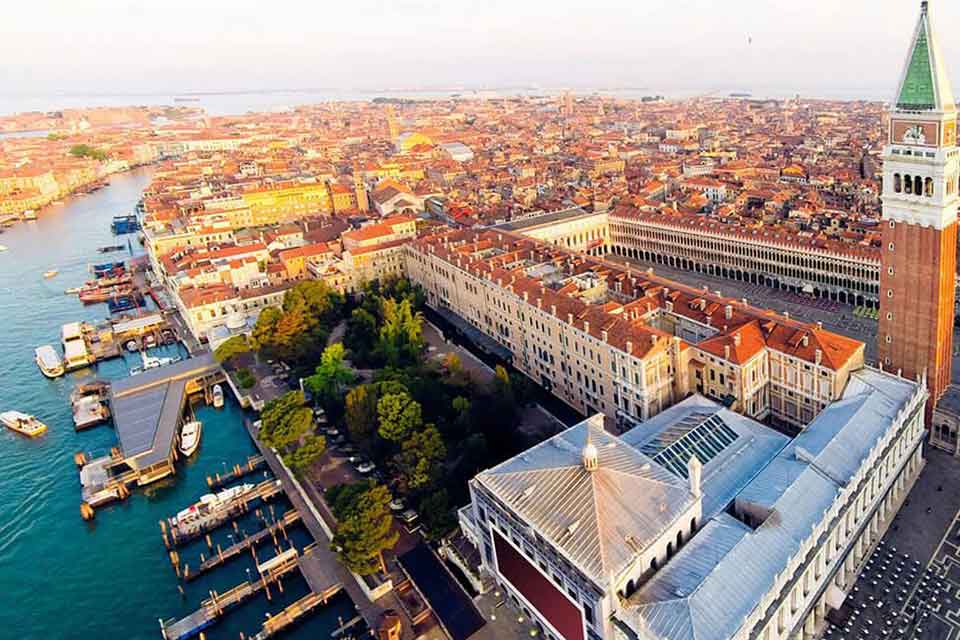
243,419,416,639
207,455,266,489
182,508,302,581
110,353,221,484
160,546,303,640
162,478,283,548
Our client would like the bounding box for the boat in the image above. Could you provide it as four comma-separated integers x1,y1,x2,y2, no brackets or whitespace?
111,215,140,235
0,245,7,252
212,384,224,409
91,261,126,277
97,244,125,253
62,322,93,370
0,411,48,437
22,210,37,220
35,345,64,378
171,483,254,527
72,395,110,430
64,287,82,295
129,351,180,375
43,269,58,279
179,420,202,457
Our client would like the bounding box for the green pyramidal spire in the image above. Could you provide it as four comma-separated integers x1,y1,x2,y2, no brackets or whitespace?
895,1,955,112
897,22,934,108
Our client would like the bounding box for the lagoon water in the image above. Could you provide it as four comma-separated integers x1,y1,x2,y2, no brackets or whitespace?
0,168,356,639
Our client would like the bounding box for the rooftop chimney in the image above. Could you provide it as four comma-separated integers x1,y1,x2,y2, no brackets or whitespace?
582,435,599,472
602,330,609,342
815,349,822,365
687,456,702,498
725,305,732,319
733,333,741,347
724,344,730,360
626,340,633,355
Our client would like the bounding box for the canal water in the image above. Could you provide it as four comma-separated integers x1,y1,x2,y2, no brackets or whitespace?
0,168,357,640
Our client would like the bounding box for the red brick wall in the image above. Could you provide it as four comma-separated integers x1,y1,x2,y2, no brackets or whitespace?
878,220,956,417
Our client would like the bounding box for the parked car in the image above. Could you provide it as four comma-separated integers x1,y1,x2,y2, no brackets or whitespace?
324,426,339,436
389,498,406,512
357,461,377,474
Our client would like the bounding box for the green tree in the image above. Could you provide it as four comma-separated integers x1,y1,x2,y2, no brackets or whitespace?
236,368,256,389
274,299,308,349
330,482,399,575
418,489,457,539
326,481,373,519
283,433,327,475
213,335,251,362
345,384,379,448
395,424,446,491
377,391,422,442
305,343,355,405
251,306,283,352
69,144,108,161
260,391,313,450
377,298,424,367
345,307,379,363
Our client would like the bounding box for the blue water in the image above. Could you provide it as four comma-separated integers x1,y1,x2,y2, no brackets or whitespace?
0,168,358,639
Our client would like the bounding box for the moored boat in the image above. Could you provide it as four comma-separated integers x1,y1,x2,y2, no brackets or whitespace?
35,345,64,378
179,420,202,457
1,411,48,437
212,384,224,408
43,269,58,279
170,483,253,527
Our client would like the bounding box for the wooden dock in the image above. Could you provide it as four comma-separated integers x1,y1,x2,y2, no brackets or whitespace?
160,546,304,640
249,585,343,640
160,478,283,548
207,455,266,489
181,509,302,582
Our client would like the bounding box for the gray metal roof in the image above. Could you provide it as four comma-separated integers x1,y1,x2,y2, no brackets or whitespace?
622,395,790,519
110,353,219,468
476,415,695,587
619,368,922,640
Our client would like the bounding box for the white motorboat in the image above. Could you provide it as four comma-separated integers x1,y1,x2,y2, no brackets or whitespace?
179,420,202,457
212,384,224,409
0,245,7,252
43,269,58,279
171,483,253,527
130,351,180,375
1,410,48,437
35,345,64,378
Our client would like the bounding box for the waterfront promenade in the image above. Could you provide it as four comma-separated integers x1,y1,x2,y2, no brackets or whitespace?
243,417,417,638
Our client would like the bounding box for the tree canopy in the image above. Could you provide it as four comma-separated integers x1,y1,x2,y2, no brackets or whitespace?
305,343,355,406
259,391,313,450
283,433,327,475
69,144,108,161
377,391,422,442
345,384,379,450
395,424,446,491
329,481,398,575
213,335,251,363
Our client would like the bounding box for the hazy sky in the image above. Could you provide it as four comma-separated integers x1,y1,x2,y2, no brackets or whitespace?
3,0,958,97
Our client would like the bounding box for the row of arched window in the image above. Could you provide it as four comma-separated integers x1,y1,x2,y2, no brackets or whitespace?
893,173,934,197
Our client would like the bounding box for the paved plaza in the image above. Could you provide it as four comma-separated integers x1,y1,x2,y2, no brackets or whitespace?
822,449,960,640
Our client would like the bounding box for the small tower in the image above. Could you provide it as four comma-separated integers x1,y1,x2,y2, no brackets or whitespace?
353,168,369,213
386,104,399,142
582,433,599,472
